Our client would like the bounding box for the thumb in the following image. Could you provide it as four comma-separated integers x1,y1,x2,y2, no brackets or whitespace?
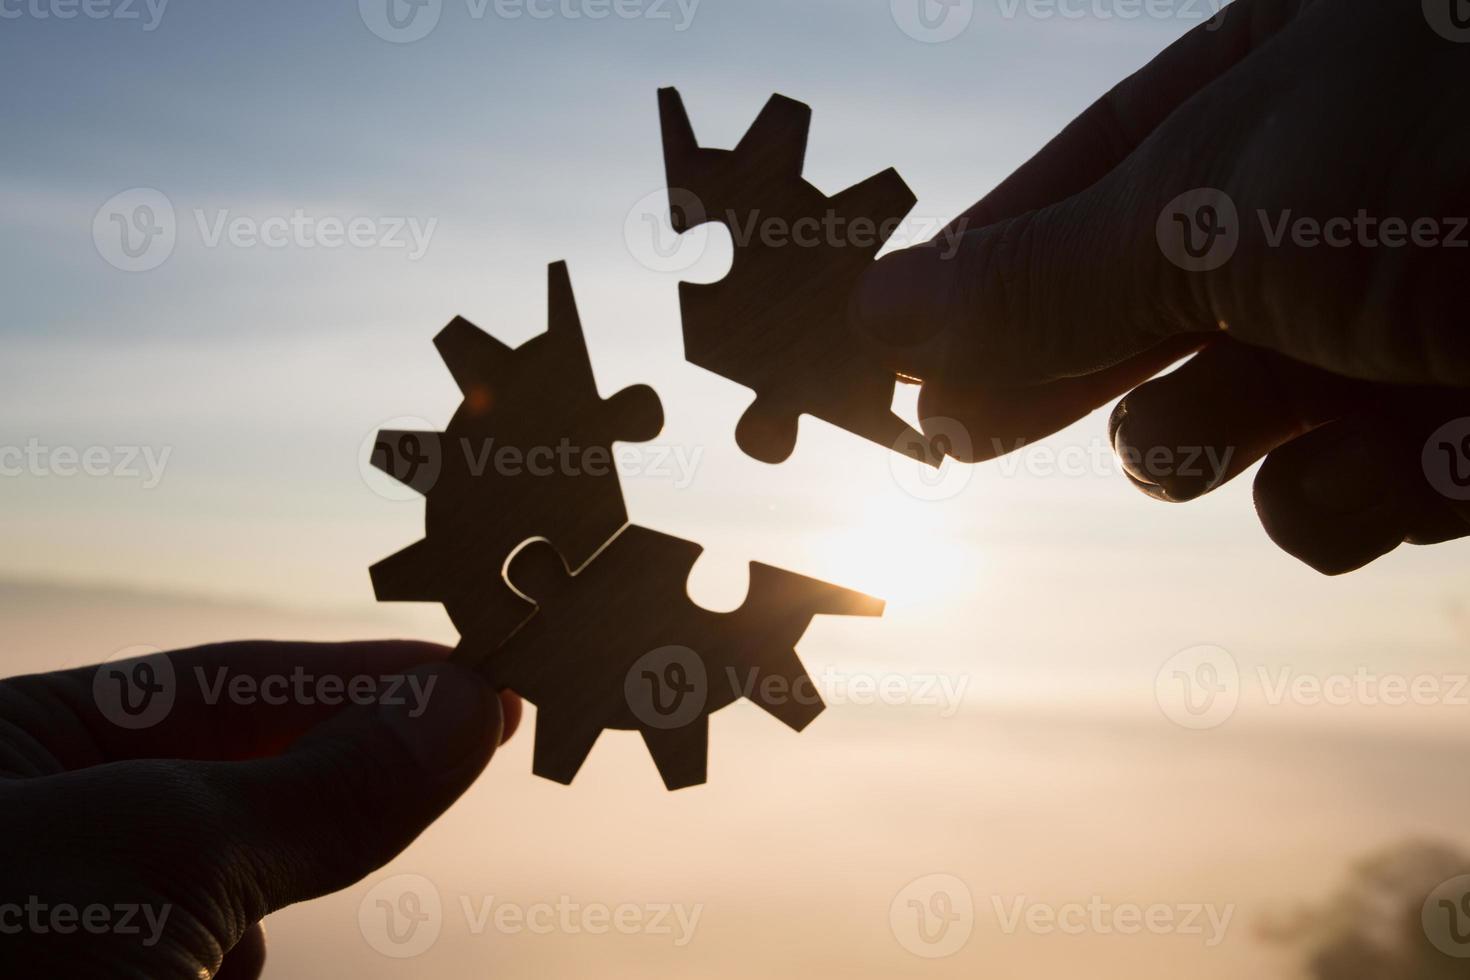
214,660,503,915
1,662,504,978
852,170,1224,392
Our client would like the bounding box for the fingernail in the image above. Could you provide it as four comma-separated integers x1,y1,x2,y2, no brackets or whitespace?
1109,399,1223,503
1110,400,1170,500
379,663,500,777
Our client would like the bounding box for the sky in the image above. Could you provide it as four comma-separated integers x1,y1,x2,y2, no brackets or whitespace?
4,1,1470,977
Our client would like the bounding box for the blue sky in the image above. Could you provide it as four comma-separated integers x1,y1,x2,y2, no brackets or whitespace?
3,0,1465,683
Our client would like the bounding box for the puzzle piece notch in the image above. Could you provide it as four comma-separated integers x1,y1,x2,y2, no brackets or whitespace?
658,87,941,467
490,525,884,790
370,261,664,664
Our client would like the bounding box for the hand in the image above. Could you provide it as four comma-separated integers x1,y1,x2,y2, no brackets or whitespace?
855,0,1470,574
0,640,520,979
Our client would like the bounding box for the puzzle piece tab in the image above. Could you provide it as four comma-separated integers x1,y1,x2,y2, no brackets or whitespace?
488,524,885,790
659,87,940,466
370,261,664,660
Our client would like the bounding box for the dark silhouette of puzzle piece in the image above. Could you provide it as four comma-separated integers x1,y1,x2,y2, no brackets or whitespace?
370,261,664,662
659,87,941,467
488,524,885,791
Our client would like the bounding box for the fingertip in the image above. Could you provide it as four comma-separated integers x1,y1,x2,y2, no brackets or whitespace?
379,662,502,779
497,689,523,745
1252,427,1409,575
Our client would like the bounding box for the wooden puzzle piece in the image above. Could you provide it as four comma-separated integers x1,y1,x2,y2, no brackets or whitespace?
488,524,885,790
370,261,664,661
659,87,941,467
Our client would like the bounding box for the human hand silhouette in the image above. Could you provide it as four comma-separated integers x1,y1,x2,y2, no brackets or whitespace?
0,640,519,979
855,0,1470,573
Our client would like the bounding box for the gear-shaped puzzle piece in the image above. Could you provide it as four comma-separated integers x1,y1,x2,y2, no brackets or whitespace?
370,261,664,661
487,524,884,790
659,87,940,467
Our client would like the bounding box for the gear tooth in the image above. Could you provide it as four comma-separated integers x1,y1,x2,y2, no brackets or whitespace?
745,648,825,732
433,316,511,395
828,168,917,244
748,562,886,619
531,710,603,785
733,94,811,177
370,429,441,494
370,540,444,601
658,87,700,197
544,260,584,342
641,718,709,790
